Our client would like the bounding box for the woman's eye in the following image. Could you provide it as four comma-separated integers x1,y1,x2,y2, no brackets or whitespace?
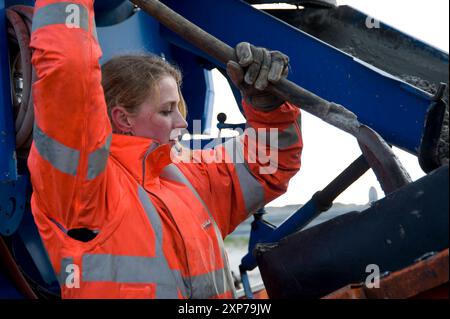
161,110,172,116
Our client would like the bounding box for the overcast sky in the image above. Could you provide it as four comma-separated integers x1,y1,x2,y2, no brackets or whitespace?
211,0,449,206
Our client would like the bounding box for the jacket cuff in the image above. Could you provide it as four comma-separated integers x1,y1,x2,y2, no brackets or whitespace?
242,99,301,127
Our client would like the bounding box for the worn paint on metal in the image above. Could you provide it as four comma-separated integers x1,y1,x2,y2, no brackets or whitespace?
324,249,449,299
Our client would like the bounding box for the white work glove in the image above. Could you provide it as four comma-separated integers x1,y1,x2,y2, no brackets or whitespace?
226,42,289,111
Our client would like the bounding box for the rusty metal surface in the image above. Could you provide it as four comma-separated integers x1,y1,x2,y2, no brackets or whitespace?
323,284,367,299
252,288,269,299
413,284,449,299
324,249,449,299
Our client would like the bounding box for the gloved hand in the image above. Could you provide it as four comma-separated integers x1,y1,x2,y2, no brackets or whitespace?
226,42,289,112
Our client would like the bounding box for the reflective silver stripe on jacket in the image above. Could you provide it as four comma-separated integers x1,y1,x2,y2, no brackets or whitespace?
190,268,228,299
137,185,188,298
34,123,111,179
33,123,80,176
32,2,98,40
161,164,236,298
82,254,185,297
273,121,300,149
246,120,300,150
222,138,265,215
79,254,229,299
87,135,112,180
32,2,89,33
137,185,164,258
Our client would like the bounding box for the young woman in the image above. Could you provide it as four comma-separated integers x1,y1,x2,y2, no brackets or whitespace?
29,0,303,298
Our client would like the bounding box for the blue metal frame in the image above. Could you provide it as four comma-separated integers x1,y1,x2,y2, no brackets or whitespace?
0,0,17,182
11,205,61,294
0,175,27,236
97,9,171,64
240,200,319,272
161,0,447,155
238,201,319,298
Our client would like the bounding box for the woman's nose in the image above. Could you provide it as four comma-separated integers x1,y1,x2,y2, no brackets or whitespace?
175,111,188,129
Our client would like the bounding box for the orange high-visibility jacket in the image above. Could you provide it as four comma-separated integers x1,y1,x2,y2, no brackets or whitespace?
28,0,303,299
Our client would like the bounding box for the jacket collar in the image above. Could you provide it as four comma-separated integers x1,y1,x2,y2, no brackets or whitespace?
110,134,173,186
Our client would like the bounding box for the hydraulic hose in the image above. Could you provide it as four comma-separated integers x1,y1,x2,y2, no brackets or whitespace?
6,5,35,157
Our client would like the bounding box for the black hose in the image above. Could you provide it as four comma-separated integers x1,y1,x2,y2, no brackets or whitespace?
312,155,370,212
6,5,34,157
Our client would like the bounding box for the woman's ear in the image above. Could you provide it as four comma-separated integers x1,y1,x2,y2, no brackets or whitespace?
110,106,134,134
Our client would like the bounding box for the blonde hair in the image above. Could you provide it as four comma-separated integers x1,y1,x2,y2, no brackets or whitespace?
101,54,187,125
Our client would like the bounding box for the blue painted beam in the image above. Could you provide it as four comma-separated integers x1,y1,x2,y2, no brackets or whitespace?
240,200,319,271
97,10,172,64
0,0,17,182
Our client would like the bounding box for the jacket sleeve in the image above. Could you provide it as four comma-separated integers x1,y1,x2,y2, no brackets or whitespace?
28,0,111,230
178,100,303,237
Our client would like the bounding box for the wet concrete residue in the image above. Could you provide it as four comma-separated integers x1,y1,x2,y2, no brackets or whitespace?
439,106,449,164
400,75,439,95
437,84,449,165
254,242,279,255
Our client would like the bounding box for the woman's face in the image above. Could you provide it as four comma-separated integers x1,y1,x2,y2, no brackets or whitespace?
131,76,188,145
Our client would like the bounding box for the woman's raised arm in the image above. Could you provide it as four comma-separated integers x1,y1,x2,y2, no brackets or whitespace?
28,0,111,229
